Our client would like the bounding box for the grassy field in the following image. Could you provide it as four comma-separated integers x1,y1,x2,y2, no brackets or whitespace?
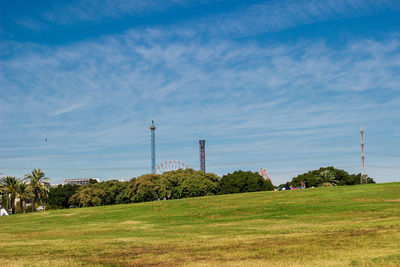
1,183,400,266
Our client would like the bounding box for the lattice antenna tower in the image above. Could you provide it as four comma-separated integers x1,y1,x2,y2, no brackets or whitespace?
199,140,206,172
150,121,156,173
360,124,367,183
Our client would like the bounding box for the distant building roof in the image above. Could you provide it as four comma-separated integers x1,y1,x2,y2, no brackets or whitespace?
64,178,100,185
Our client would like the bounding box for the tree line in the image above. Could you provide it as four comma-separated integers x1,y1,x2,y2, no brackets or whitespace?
49,169,273,208
0,169,49,214
1,166,374,213
281,166,375,188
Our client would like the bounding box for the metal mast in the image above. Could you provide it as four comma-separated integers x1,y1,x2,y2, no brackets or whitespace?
199,140,206,172
360,124,367,183
150,121,156,173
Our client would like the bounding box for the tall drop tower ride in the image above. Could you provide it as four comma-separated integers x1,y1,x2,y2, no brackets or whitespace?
199,140,206,172
150,121,156,173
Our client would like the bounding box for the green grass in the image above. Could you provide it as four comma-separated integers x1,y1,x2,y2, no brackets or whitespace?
1,183,400,266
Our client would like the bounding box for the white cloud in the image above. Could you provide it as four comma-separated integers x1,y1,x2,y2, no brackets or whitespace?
1,25,399,184
13,16,49,32
16,0,399,41
43,0,221,24
52,103,86,116
180,0,400,37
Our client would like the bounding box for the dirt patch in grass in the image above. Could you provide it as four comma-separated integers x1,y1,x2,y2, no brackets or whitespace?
385,199,400,202
1,183,400,266
80,233,338,266
353,198,380,203
86,224,400,266
119,220,142,225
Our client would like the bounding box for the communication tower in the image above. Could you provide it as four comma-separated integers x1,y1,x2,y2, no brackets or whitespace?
360,124,367,183
199,140,206,172
150,121,156,173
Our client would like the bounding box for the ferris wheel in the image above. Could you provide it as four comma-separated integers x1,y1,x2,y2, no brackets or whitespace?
154,160,190,174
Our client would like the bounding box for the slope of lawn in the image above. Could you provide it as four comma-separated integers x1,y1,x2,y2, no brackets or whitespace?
1,182,400,266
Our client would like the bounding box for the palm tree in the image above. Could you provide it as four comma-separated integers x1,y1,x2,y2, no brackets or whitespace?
319,170,338,187
24,169,50,212
16,181,31,213
0,176,19,214
0,182,7,210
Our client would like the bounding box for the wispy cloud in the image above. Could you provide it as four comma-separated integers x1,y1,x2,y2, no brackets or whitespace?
1,22,399,183
52,103,86,116
189,0,400,37
16,0,400,39
43,0,220,24
13,16,49,32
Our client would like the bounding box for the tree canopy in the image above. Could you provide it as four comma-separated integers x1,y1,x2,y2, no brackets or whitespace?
2,166,377,213
289,166,375,187
218,170,274,194
66,169,221,207
24,169,50,212
48,184,80,209
0,176,19,214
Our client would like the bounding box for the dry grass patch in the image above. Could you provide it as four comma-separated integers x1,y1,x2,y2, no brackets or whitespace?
1,182,400,266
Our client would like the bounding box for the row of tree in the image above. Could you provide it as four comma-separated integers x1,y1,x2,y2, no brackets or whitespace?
1,167,375,212
48,169,273,208
282,166,375,188
0,169,50,214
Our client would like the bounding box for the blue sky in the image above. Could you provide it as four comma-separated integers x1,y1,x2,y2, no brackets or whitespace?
1,0,399,184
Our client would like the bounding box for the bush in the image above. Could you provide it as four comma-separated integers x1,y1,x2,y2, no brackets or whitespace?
289,167,375,187
55,168,278,209
69,186,105,207
48,184,80,209
218,170,273,194
128,169,220,202
131,174,160,202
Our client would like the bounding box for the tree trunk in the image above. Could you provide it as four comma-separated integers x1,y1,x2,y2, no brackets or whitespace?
19,200,22,214
32,198,35,212
10,199,14,214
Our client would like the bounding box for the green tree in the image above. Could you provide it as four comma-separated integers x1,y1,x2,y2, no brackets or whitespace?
131,174,160,202
289,167,375,187
157,169,220,199
0,193,7,210
218,170,273,195
0,181,7,210
24,169,50,212
47,184,80,209
124,178,137,202
0,176,19,214
96,180,129,205
113,182,131,204
157,170,186,199
16,181,31,213
319,170,338,186
184,171,220,197
69,186,105,207
89,178,98,184
346,173,375,185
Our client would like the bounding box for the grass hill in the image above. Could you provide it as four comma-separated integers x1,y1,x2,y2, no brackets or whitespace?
1,182,400,266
